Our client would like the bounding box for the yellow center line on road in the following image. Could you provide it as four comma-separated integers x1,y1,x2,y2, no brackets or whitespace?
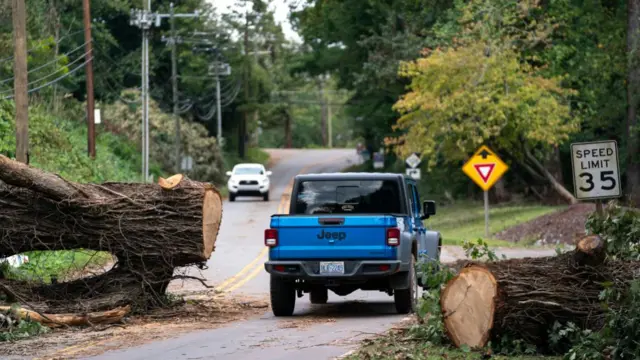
214,195,287,294
47,154,350,359
216,154,348,295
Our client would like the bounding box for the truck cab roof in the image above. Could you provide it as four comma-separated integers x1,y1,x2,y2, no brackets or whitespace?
295,172,412,183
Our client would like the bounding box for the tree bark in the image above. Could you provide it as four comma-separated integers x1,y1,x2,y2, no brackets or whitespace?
0,305,130,328
0,155,223,263
441,236,639,351
490,178,511,203
524,147,577,204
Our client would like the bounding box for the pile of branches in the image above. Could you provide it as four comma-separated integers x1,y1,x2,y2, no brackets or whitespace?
0,155,223,322
440,234,640,352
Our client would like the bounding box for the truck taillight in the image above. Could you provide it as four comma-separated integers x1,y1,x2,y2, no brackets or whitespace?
386,228,400,246
265,229,278,247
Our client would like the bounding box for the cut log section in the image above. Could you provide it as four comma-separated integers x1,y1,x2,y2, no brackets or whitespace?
0,305,131,328
0,155,223,312
440,235,640,350
0,154,222,263
440,266,497,349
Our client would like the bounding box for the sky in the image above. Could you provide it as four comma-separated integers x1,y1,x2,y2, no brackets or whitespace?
208,0,303,43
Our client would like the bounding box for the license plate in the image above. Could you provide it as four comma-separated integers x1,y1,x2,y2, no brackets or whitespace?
319,261,345,275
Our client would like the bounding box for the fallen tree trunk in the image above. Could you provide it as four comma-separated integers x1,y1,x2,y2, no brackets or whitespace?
0,156,223,264
0,156,223,312
0,305,130,328
440,235,640,350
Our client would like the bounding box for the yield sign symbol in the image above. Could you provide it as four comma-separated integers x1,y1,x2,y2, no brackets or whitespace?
473,163,495,183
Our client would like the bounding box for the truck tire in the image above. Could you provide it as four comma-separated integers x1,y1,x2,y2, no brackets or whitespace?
270,276,296,316
309,288,328,304
394,255,418,314
229,193,236,202
263,191,269,201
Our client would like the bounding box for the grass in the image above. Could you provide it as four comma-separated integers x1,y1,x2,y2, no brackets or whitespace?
5,250,114,284
425,201,563,247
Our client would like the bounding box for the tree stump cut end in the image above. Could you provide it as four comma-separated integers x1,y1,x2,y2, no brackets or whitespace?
202,188,222,258
576,234,603,254
158,174,185,190
441,265,498,349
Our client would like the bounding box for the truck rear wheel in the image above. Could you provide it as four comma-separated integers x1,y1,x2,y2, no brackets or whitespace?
270,276,296,316
309,288,328,304
394,255,418,314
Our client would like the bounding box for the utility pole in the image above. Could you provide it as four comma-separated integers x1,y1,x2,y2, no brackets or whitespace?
12,0,28,164
82,0,96,158
169,3,179,173
130,3,152,181
131,2,199,181
240,12,249,159
216,70,222,146
161,3,199,173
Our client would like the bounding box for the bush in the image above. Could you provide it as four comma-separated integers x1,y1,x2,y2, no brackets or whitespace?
102,89,226,184
0,100,141,183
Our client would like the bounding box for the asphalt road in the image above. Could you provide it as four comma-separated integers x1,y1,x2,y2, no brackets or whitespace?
86,148,558,360
89,149,412,360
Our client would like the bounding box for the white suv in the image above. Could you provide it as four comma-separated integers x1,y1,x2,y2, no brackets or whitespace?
226,163,272,202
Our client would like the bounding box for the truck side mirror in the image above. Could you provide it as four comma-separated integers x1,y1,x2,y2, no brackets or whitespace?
226,171,232,176
266,171,272,176
421,200,436,220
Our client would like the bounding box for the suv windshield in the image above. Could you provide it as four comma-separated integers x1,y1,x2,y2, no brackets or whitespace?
294,180,402,215
234,167,263,175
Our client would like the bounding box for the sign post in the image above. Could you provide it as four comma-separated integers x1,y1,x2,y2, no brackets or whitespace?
462,145,509,238
570,140,621,216
405,152,422,180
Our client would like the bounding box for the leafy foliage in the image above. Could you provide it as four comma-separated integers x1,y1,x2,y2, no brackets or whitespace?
0,99,142,182
389,0,579,167
103,89,225,183
0,305,49,342
585,204,640,260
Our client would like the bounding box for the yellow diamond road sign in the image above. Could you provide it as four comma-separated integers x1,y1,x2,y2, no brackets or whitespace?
462,145,509,191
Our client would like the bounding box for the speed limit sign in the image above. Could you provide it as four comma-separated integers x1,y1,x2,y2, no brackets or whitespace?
570,140,621,200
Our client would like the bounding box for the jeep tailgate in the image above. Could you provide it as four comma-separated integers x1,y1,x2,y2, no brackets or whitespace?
269,215,398,260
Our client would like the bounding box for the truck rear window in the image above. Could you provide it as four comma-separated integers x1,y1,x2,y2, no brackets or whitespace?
294,180,402,215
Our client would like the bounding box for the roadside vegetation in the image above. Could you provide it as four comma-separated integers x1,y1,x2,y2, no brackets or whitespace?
424,202,562,247
347,206,640,360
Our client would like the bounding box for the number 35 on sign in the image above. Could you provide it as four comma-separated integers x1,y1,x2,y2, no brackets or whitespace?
570,140,621,200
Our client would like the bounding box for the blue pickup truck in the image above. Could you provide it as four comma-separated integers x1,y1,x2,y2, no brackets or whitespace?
263,172,441,316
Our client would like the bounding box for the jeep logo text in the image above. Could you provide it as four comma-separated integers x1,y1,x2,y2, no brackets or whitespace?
317,229,346,241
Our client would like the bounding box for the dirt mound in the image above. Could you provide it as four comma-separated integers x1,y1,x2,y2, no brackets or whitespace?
495,203,595,245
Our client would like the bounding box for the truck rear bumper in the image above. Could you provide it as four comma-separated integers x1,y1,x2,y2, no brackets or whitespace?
264,260,403,279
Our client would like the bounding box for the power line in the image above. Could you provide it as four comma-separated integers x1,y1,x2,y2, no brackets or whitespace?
0,41,90,86
0,50,90,97
2,56,94,100
0,28,86,65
